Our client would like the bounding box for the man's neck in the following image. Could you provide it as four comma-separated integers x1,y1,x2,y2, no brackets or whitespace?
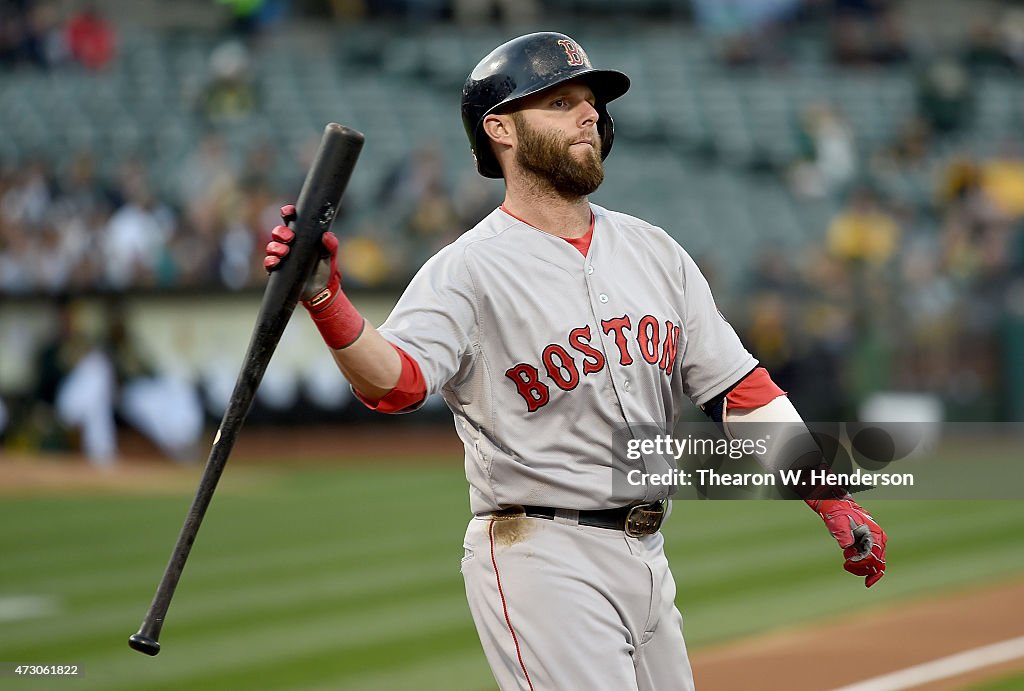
501,178,592,239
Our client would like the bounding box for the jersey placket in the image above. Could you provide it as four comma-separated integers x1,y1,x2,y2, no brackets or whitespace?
581,216,666,501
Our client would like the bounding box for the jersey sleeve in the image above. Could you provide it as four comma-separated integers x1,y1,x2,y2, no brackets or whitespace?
375,244,478,399
677,249,758,407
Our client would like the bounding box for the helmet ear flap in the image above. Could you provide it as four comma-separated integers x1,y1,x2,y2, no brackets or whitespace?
473,110,506,179
597,104,615,163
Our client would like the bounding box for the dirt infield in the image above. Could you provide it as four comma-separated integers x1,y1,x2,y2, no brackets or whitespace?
691,579,1024,690
0,455,290,495
0,424,464,495
226,423,465,463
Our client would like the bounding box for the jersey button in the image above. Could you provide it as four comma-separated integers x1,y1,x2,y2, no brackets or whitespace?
599,293,608,303
623,379,632,391
587,265,594,275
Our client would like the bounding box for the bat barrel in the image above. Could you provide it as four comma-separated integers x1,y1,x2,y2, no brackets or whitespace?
128,123,364,656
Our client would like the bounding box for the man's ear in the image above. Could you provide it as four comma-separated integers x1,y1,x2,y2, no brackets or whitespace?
482,113,514,147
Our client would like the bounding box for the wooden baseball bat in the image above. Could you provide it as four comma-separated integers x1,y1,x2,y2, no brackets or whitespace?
129,123,364,656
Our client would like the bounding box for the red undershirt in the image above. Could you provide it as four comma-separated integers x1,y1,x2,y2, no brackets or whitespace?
726,367,786,409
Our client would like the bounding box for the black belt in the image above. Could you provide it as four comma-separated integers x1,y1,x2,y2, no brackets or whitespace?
519,500,667,537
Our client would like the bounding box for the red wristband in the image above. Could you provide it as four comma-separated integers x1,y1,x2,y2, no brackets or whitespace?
306,288,365,350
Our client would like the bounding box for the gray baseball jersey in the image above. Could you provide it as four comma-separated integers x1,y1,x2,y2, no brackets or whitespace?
379,203,756,514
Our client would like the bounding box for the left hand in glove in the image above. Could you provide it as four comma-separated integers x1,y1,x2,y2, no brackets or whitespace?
807,496,887,587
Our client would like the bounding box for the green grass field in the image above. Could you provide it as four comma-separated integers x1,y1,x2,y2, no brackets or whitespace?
1,458,1023,690
975,672,1024,691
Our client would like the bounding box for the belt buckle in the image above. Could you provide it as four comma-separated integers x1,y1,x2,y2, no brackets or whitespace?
625,500,666,537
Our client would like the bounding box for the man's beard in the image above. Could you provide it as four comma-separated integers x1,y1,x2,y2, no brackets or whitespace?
512,113,604,198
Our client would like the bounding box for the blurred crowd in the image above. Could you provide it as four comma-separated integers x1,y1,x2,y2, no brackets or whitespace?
0,0,505,294
0,147,275,294
680,0,1024,421
0,133,500,295
0,1,115,70
692,0,1024,72
738,160,1024,422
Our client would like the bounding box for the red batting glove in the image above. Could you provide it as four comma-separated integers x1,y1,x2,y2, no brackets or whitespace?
808,496,887,588
263,204,364,349
263,213,295,272
264,204,301,271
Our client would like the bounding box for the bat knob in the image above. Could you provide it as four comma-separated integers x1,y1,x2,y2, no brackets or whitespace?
129,633,161,656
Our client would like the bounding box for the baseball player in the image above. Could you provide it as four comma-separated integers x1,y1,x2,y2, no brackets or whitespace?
265,32,887,691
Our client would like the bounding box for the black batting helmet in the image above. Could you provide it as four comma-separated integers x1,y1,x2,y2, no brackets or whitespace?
461,32,631,179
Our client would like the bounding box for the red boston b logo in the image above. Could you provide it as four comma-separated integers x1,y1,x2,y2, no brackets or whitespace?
557,39,585,66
